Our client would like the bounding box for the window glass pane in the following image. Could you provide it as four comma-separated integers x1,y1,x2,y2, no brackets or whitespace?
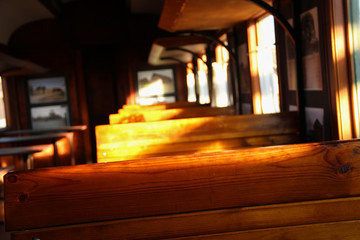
197,56,210,104
349,1,360,118
212,43,231,107
349,1,360,82
186,63,197,102
256,15,280,113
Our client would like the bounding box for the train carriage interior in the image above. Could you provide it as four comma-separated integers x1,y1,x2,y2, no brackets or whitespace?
1,0,360,239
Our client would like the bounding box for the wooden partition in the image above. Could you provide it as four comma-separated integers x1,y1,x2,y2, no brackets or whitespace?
4,139,360,239
97,112,300,162
110,106,235,123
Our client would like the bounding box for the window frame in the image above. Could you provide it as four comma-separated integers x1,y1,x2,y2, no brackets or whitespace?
247,14,280,114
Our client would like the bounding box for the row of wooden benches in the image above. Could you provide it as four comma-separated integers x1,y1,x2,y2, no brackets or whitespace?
98,102,300,162
5,102,360,239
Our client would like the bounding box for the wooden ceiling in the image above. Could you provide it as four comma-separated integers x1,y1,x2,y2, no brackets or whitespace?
158,0,271,32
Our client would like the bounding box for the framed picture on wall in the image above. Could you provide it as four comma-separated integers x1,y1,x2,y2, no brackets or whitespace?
134,65,177,105
30,105,70,129
305,107,324,142
28,76,67,104
26,75,71,129
301,7,323,91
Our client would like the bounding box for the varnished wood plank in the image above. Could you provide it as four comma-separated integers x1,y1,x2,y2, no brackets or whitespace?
11,197,360,240
98,134,300,162
97,112,299,162
168,220,360,240
1,125,87,136
5,139,360,230
158,0,271,32
0,144,52,157
110,107,235,124
0,133,68,144
122,102,208,110
99,112,299,143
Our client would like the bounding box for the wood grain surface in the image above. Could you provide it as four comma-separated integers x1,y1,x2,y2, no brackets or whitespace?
170,220,360,240
110,107,235,124
122,102,208,111
5,139,360,231
11,197,360,240
97,112,299,162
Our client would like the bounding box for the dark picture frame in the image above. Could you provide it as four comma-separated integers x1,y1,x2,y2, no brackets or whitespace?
30,104,70,129
301,7,323,91
26,74,72,129
27,76,67,104
134,65,177,105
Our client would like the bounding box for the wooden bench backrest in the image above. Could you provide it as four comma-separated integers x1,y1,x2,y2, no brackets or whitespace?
5,139,360,239
122,102,209,111
110,106,235,123
97,112,300,162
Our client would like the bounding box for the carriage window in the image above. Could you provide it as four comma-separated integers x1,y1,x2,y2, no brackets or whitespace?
349,0,360,137
248,15,280,114
256,15,280,113
186,55,210,104
186,63,197,102
212,40,232,107
197,54,210,104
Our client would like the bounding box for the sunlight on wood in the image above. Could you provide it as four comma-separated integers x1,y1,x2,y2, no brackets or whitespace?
247,21,262,114
331,4,353,139
110,107,234,124
96,112,299,163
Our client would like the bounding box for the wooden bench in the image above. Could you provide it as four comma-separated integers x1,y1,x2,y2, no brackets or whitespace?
110,106,235,123
4,139,360,239
0,125,87,167
0,144,53,170
97,112,300,162
122,102,209,110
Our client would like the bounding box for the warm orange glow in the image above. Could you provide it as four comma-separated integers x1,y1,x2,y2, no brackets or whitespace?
57,137,71,156
0,166,13,183
247,21,262,114
33,145,53,158
96,111,298,163
96,118,213,162
111,106,235,124
110,109,183,124
348,10,360,138
352,84,360,138
331,1,353,140
1,160,8,168
32,138,71,168
334,26,346,60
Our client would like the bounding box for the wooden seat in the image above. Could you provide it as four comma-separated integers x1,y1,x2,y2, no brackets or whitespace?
4,139,360,239
110,106,235,123
97,112,300,162
122,102,209,110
